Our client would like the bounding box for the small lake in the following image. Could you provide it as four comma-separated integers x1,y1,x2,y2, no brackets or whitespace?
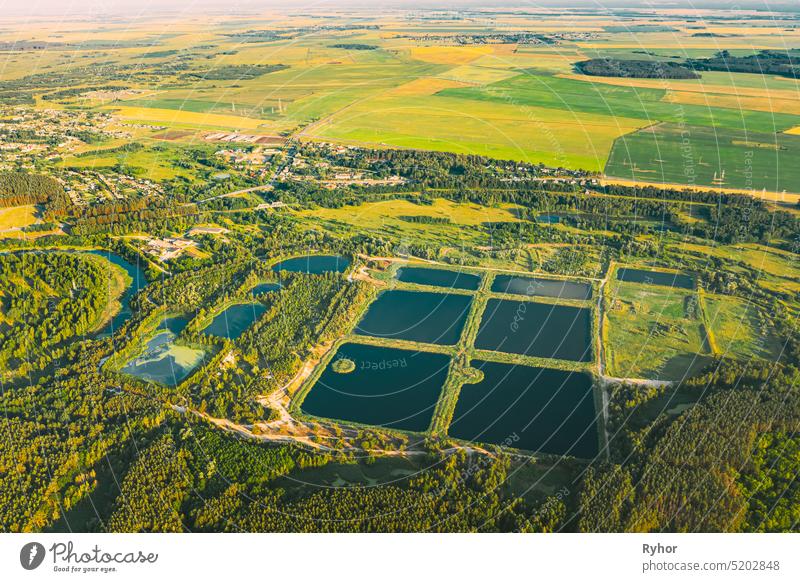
251,282,282,296
272,255,350,274
396,266,481,291
475,299,592,362
448,361,598,458
87,250,149,337
202,303,266,339
617,268,694,289
121,316,204,386
356,290,472,345
301,343,450,432
492,274,592,300
536,214,560,224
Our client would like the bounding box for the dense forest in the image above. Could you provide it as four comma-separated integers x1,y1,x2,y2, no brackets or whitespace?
582,362,800,532
575,51,800,80
688,50,800,79
0,252,121,381
575,58,700,79
0,171,69,210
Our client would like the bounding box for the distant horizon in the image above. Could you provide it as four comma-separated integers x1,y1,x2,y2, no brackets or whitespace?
2,0,799,19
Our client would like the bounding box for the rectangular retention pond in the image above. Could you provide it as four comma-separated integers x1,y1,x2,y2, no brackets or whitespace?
448,361,598,458
475,299,592,362
355,290,473,346
396,266,481,291
301,343,451,432
202,303,266,340
492,274,592,300
617,268,694,289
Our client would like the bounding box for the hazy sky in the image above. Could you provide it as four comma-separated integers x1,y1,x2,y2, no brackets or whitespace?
0,0,794,18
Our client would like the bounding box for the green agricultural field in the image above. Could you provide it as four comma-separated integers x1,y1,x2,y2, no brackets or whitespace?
309,66,800,170
307,89,645,169
437,72,800,133
604,278,712,381
121,97,268,118
604,123,800,193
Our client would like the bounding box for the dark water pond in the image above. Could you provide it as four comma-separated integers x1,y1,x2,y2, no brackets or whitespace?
272,255,350,274
492,274,592,300
301,343,450,432
121,316,204,386
251,282,282,296
202,303,266,339
396,266,481,290
161,315,189,334
475,299,592,362
356,290,472,345
536,214,560,224
448,360,598,458
617,268,694,289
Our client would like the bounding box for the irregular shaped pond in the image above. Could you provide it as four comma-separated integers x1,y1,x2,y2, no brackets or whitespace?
121,316,204,386
202,303,266,339
272,255,350,274
86,251,148,337
301,343,450,432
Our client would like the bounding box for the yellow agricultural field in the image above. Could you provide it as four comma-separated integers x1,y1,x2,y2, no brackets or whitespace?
597,177,800,204
388,77,469,97
108,106,268,130
785,126,800,135
663,90,800,116
437,64,518,85
409,45,494,65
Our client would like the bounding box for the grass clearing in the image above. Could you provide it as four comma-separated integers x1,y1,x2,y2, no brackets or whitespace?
0,205,37,231
703,294,782,361
605,279,712,381
298,198,521,227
